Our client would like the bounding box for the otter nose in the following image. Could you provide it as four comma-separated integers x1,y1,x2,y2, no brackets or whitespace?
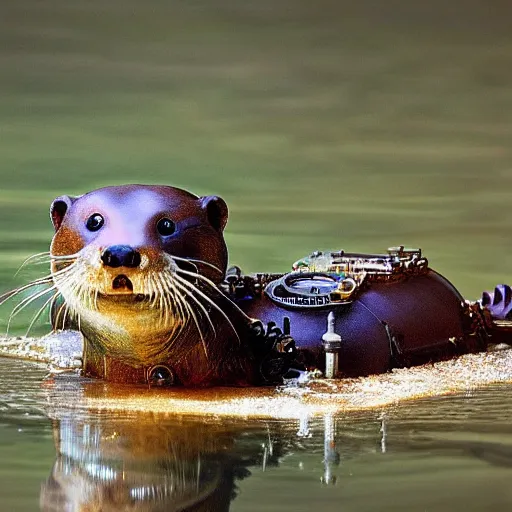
101,245,141,268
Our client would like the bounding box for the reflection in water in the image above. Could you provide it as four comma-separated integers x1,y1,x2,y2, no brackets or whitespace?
42,415,249,511
41,411,353,511
39,381,512,511
320,414,340,485
3,359,512,510
37,364,367,510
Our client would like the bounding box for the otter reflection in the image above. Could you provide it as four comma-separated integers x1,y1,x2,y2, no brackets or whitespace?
38,368,512,512
41,396,376,511
40,413,267,511
40,404,396,511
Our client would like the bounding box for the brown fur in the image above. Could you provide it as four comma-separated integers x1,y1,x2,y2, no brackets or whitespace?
48,185,258,386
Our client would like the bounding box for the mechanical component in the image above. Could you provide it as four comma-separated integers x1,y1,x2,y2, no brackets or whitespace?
146,364,175,387
265,272,358,308
249,317,298,384
292,245,427,279
322,312,342,378
264,246,429,310
231,244,497,379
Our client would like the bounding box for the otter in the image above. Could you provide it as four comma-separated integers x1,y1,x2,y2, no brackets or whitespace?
3,185,294,387
1,184,510,386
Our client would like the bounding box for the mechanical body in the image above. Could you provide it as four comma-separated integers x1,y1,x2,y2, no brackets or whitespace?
229,247,492,378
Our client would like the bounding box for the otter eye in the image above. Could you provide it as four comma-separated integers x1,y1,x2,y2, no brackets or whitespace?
86,213,104,232
157,218,176,236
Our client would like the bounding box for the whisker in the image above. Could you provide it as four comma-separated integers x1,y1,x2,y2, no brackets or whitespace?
49,251,83,261
161,286,184,343
61,304,70,331
166,274,216,338
54,301,67,331
49,292,68,331
164,277,188,339
174,267,221,289
148,276,158,308
25,292,57,337
59,274,83,328
156,276,165,314
161,272,209,358
157,273,171,312
0,278,53,306
10,266,80,329
53,266,88,319
175,265,250,338
158,273,178,329
170,255,223,276
7,284,59,333
143,274,152,306
8,282,56,319
173,272,241,345
153,275,167,326
183,295,209,360
82,279,96,310
72,276,89,312
1,262,80,307
14,251,52,277
49,293,58,324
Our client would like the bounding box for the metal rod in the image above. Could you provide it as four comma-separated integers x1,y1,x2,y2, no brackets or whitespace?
322,311,342,378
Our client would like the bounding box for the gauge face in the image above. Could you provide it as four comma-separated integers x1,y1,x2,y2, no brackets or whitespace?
287,276,339,295
265,273,353,308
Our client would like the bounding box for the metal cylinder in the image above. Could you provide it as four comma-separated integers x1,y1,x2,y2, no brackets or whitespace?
322,311,342,378
324,351,339,380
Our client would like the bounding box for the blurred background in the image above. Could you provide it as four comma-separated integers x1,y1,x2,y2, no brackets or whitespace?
1,0,512,333
1,5,512,511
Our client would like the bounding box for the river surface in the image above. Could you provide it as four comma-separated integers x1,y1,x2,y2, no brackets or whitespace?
1,1,512,510
1,357,512,512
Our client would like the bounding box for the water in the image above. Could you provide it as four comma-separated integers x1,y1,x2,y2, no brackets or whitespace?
1,357,512,512
1,0,512,510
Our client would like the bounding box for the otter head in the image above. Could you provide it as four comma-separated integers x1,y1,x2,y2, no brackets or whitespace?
48,185,230,367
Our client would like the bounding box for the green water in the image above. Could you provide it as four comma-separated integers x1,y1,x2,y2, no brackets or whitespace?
2,357,512,512
1,0,512,510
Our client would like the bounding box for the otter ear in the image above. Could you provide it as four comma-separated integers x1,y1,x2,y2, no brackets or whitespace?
50,195,77,231
200,196,228,232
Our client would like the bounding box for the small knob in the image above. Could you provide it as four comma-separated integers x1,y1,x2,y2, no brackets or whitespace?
322,312,342,350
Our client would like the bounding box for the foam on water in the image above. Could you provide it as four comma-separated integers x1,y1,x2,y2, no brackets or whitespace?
1,331,512,419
